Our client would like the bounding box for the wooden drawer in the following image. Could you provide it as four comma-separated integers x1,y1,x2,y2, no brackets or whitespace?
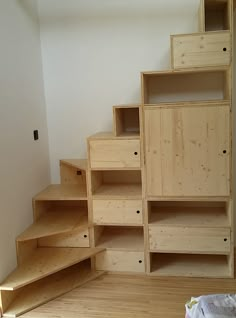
95,250,145,272
171,31,231,69
149,226,230,254
38,228,90,248
89,139,140,169
93,200,143,225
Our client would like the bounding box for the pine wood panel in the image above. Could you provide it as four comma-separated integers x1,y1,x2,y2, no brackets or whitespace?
17,208,88,241
0,248,104,291
171,31,231,69
149,226,231,254
34,185,87,201
96,251,145,273
93,199,143,225
145,105,230,196
89,139,140,169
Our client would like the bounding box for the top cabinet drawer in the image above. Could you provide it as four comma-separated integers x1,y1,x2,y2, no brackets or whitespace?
171,31,231,69
89,139,141,169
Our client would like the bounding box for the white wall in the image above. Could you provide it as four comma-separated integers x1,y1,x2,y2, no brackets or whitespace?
0,0,50,281
38,0,199,182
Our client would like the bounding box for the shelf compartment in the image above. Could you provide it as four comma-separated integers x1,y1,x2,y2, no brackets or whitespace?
93,199,143,226
113,105,140,137
60,159,87,186
0,260,104,318
148,201,230,227
34,184,87,201
0,247,104,291
94,226,144,251
142,68,230,105
89,138,140,169
171,31,231,69
150,253,232,278
149,226,230,255
96,250,145,273
17,205,88,241
91,170,142,199
204,0,231,31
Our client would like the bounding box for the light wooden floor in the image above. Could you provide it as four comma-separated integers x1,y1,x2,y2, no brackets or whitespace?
20,273,236,318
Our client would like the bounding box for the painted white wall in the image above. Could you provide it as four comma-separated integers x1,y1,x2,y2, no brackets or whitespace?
38,0,199,182
0,0,50,281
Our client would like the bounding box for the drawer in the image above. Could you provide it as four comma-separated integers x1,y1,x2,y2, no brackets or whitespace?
93,200,143,225
149,226,230,254
38,228,90,247
171,31,231,69
95,250,145,272
89,139,140,169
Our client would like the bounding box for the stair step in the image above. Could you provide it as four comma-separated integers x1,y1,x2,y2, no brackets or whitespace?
0,247,104,291
1,261,104,318
34,184,87,201
17,208,88,241
60,159,88,171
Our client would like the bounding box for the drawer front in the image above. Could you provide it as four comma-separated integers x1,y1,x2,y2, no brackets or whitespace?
96,250,145,272
149,226,230,254
93,200,143,225
171,32,231,69
89,139,140,168
38,228,90,248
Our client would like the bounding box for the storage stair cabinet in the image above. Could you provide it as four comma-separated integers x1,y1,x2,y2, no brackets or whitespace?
0,0,234,316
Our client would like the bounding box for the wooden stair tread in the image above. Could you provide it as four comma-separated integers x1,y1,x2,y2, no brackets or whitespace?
88,131,140,140
17,208,88,241
0,247,104,291
60,159,88,171
2,262,104,318
34,184,87,201
93,184,142,199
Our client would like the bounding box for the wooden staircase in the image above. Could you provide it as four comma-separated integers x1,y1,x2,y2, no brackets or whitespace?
0,160,105,317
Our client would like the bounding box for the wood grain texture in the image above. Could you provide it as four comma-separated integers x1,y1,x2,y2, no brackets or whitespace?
34,185,87,201
171,31,231,69
145,105,230,196
19,273,236,318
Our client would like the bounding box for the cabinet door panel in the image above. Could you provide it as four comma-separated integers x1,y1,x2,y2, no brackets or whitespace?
145,105,230,196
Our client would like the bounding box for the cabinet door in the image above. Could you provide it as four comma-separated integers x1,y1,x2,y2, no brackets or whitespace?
145,105,230,196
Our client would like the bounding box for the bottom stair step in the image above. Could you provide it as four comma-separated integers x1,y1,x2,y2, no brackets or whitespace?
1,259,105,317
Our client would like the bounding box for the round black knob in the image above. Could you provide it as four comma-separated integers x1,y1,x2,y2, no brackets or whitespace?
134,152,138,155
224,238,227,242
223,150,227,154
84,234,87,238
139,260,142,263
136,210,140,214
223,47,227,52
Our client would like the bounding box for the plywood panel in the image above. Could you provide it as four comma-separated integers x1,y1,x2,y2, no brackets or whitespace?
171,31,231,69
145,105,230,196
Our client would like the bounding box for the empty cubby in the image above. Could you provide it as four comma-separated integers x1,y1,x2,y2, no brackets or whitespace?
91,170,142,198
147,201,230,227
205,0,230,31
113,105,140,136
142,69,230,105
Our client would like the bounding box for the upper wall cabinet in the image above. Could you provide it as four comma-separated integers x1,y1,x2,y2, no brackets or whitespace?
171,31,231,69
144,102,230,197
198,0,232,32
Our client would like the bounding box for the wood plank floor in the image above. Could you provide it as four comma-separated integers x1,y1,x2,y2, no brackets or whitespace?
20,273,236,318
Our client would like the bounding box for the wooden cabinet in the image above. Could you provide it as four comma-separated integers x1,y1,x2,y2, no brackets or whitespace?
96,250,145,273
93,200,143,225
149,226,230,254
144,103,230,197
171,31,231,69
88,133,140,169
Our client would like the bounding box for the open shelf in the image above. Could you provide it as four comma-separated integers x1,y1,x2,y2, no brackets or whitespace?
148,201,230,227
17,206,88,241
34,184,87,201
205,0,230,31
95,226,144,251
142,68,230,105
0,247,104,291
91,170,142,199
0,260,104,318
60,159,87,186
150,253,231,278
113,105,140,137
